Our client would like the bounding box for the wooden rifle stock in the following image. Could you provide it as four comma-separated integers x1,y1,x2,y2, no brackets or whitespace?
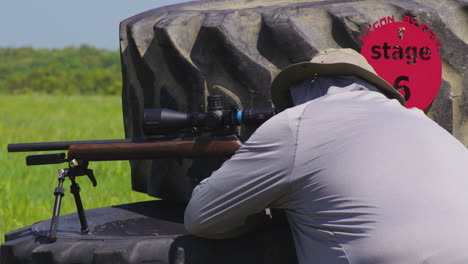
67,138,243,161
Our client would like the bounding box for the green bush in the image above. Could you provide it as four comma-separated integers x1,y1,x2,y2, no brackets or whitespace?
0,45,122,95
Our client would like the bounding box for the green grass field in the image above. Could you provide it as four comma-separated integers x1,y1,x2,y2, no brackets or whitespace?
0,95,153,243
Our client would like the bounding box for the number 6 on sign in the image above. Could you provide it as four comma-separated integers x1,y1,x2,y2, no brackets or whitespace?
394,76,411,101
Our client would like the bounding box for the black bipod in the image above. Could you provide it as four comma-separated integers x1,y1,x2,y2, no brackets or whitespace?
48,159,97,243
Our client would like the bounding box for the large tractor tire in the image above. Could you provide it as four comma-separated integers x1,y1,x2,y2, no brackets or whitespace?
2,0,466,263
119,0,467,202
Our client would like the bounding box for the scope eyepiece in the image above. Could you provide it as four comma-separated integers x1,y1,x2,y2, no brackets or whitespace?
232,108,276,127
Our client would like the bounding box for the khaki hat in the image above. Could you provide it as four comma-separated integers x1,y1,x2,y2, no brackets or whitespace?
271,48,406,112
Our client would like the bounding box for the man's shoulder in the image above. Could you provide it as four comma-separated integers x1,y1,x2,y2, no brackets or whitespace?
299,90,405,116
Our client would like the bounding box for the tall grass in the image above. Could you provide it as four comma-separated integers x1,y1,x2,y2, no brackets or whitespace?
0,95,152,243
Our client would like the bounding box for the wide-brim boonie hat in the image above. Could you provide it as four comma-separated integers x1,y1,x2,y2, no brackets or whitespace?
271,48,406,112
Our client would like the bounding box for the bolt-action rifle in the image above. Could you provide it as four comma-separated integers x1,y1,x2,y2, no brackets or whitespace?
7,95,276,242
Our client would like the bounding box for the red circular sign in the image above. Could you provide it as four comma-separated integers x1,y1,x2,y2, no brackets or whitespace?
361,21,442,110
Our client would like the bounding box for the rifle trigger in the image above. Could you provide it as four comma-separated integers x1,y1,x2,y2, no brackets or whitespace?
86,169,97,187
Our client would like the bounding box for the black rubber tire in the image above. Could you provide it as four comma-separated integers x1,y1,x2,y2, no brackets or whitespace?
1,200,297,264
119,0,468,202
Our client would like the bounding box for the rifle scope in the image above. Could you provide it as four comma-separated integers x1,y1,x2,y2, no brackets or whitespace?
143,95,276,135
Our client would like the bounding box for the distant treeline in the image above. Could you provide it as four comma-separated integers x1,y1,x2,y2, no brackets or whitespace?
0,45,122,95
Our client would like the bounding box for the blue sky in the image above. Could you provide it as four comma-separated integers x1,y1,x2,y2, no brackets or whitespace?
0,0,189,50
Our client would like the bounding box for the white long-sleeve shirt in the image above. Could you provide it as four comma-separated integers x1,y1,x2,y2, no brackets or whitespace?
185,86,468,264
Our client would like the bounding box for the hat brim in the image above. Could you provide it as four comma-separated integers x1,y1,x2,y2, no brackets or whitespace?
271,62,406,112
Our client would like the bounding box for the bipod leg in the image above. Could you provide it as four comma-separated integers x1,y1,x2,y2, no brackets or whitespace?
69,176,89,233
48,169,67,243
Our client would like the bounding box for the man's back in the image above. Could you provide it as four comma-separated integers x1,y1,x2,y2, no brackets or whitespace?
185,89,468,263
278,90,468,263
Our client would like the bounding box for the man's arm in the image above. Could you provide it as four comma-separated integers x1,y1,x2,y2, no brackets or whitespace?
184,112,297,239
